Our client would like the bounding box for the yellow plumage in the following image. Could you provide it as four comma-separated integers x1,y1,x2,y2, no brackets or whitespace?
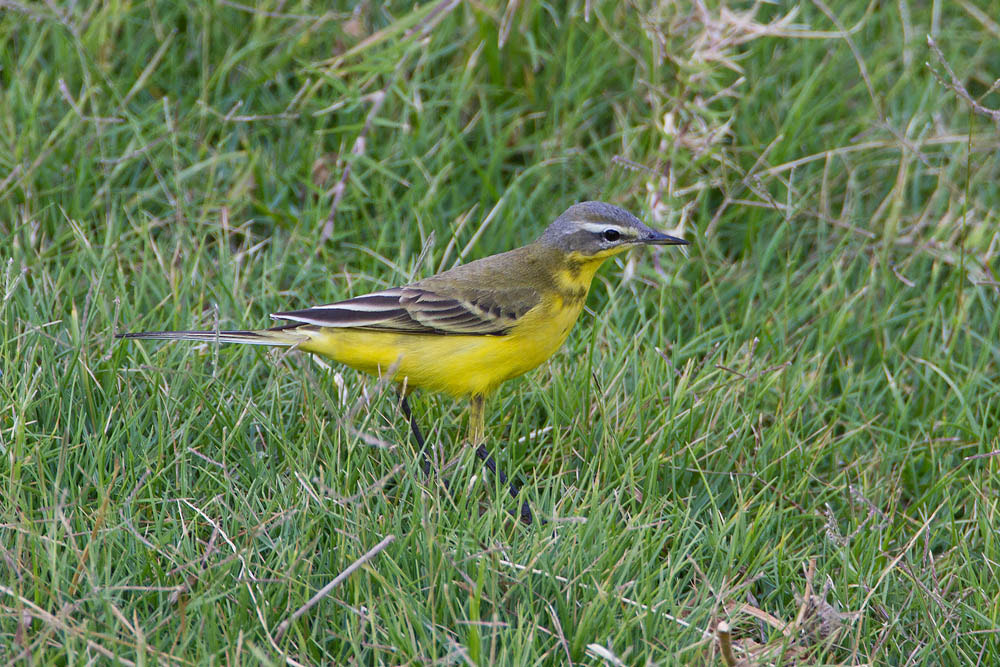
296,253,604,397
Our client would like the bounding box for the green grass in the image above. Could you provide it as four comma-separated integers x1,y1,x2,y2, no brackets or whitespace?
2,0,999,663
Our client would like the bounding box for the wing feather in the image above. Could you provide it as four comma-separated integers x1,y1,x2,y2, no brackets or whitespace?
271,285,539,335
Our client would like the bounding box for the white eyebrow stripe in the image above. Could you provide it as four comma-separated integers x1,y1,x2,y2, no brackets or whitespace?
577,221,635,235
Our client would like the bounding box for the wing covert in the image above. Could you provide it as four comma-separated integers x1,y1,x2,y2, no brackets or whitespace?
271,285,539,335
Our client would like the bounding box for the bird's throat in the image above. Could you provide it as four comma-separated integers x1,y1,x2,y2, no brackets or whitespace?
553,251,609,305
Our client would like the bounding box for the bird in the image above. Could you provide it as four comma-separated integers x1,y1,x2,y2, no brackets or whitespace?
117,201,689,524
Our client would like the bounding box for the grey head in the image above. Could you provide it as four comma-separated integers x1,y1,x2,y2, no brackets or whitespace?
538,201,688,256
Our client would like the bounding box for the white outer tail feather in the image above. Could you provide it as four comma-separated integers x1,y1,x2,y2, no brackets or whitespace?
115,328,309,346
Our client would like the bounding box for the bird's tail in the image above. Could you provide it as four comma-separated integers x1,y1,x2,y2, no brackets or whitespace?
115,325,311,347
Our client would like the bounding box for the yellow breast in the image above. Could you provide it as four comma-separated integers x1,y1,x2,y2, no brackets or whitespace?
297,292,585,398
297,253,606,398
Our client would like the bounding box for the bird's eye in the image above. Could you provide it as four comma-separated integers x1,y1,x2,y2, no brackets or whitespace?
602,229,621,242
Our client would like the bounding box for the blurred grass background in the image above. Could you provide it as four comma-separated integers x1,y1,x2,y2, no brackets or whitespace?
2,0,999,663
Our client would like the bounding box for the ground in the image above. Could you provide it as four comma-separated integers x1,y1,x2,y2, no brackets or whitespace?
2,1,999,663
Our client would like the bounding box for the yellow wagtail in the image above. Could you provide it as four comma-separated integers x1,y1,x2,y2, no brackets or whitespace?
117,201,688,524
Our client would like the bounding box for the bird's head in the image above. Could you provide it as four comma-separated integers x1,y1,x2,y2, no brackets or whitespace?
538,201,688,260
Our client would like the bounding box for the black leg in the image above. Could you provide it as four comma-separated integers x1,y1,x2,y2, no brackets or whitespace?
402,393,536,525
399,394,430,476
475,444,534,525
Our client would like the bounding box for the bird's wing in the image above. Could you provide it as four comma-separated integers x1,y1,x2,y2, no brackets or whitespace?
271,285,539,335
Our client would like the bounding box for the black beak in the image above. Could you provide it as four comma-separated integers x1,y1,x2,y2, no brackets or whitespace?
643,228,689,246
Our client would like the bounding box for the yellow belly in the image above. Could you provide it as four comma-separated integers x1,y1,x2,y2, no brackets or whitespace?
297,294,585,398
